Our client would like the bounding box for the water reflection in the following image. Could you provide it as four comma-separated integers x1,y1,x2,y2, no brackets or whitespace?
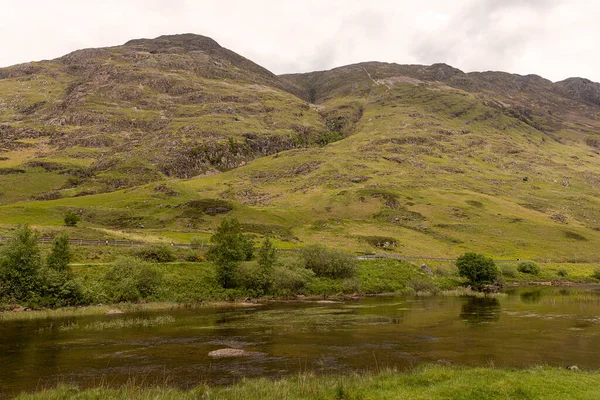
520,289,543,304
459,297,501,324
4,287,600,397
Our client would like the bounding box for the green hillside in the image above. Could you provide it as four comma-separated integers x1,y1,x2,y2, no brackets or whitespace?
2,35,600,261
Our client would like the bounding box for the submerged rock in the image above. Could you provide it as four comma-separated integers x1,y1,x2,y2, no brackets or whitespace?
208,348,265,358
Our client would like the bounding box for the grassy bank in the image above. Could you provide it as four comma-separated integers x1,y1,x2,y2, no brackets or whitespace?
3,256,599,321
15,365,600,400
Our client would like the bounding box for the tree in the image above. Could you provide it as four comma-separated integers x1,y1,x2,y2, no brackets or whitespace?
64,211,80,227
0,226,42,302
255,236,277,294
258,236,277,270
207,218,253,288
47,233,71,272
456,252,499,290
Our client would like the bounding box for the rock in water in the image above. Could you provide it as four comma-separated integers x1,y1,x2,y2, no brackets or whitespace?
208,348,265,358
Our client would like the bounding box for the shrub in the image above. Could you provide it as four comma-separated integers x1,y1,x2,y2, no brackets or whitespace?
456,252,499,290
501,265,518,278
38,267,82,307
407,277,439,293
517,261,540,275
557,268,568,277
207,218,254,288
185,251,206,262
103,257,163,302
136,264,163,298
592,268,600,280
64,211,80,227
0,226,42,303
301,244,357,279
235,262,266,296
134,244,175,263
272,261,315,295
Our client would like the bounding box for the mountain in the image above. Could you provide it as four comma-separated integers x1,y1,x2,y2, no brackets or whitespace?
2,34,600,261
0,34,326,197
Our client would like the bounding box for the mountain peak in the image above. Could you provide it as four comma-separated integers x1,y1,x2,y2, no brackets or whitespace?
555,77,600,106
124,33,222,53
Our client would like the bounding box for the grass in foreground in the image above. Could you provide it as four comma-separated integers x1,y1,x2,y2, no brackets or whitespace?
15,365,600,400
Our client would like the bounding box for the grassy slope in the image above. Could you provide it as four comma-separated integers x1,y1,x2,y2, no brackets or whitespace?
16,365,600,400
2,44,600,262
0,34,328,199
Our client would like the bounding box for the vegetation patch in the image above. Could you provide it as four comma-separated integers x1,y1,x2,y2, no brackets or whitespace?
18,365,600,400
301,244,357,279
563,230,587,241
517,261,540,275
0,168,25,175
81,209,146,228
465,200,484,208
186,198,233,215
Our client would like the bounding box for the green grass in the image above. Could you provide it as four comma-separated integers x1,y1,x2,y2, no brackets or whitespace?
58,315,176,331
5,256,595,322
15,365,600,399
4,47,600,266
0,302,182,321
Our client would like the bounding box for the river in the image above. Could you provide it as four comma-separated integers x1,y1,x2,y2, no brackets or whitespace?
2,286,600,397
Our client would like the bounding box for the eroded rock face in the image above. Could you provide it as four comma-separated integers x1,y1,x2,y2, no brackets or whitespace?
208,348,265,358
555,78,600,107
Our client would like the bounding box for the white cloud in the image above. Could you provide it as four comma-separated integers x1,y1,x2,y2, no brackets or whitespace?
0,0,598,82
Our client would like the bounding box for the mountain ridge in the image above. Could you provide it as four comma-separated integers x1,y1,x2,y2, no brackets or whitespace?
2,33,600,260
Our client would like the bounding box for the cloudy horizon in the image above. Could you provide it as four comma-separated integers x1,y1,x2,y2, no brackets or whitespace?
1,0,599,83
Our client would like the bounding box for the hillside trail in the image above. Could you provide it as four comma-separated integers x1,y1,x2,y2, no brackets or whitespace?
362,67,391,91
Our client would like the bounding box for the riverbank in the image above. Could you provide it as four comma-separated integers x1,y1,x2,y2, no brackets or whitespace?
14,365,600,399
2,258,598,321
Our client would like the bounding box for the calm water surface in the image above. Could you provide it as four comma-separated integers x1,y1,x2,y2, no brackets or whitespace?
2,287,600,397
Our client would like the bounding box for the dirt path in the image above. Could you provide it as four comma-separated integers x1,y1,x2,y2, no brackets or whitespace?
362,67,391,91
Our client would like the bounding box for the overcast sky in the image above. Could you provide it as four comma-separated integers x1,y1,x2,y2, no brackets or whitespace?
1,0,599,82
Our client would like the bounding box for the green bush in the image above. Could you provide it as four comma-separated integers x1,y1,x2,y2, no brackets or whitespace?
0,226,42,303
272,261,315,295
557,268,569,277
134,244,176,263
185,251,206,262
517,261,540,275
103,257,163,302
456,252,499,290
592,268,600,280
235,262,266,296
301,244,357,279
38,267,82,307
0,227,82,307
64,211,80,227
501,265,518,278
407,277,439,293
